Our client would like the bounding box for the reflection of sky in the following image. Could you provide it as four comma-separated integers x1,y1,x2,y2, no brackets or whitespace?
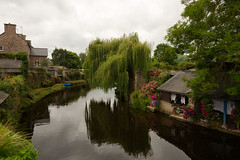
32,88,189,160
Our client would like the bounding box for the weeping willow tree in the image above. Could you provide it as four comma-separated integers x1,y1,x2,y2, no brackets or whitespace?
84,33,151,100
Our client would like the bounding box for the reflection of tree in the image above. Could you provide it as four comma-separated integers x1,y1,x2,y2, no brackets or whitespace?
20,86,89,134
85,100,152,158
133,111,240,160
50,86,88,107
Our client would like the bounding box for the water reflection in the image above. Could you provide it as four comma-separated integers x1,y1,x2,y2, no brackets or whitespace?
20,86,88,133
133,111,240,160
85,100,152,158
20,87,240,160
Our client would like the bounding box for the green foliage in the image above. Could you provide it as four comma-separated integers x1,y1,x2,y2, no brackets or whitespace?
52,48,81,69
166,0,240,98
177,61,195,70
66,70,82,81
79,53,86,68
130,90,150,110
84,33,151,100
0,76,28,124
175,54,189,63
0,75,27,96
186,69,218,100
34,67,46,73
0,123,39,159
153,43,177,65
41,58,49,67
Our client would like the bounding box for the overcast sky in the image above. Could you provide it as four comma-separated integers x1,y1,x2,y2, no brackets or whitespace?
0,0,184,57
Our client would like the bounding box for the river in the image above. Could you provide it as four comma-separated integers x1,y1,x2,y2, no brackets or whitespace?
20,86,240,160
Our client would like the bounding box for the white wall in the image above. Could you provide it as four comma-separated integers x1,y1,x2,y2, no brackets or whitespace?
213,99,235,115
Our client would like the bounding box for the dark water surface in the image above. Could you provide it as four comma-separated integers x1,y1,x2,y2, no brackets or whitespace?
21,87,240,160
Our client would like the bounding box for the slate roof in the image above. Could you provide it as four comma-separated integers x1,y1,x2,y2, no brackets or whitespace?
30,48,48,57
157,70,196,95
0,59,22,69
0,91,9,104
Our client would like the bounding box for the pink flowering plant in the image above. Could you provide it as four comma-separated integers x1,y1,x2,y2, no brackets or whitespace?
201,102,213,121
149,70,166,77
183,107,194,120
150,94,160,107
141,81,159,96
230,107,240,129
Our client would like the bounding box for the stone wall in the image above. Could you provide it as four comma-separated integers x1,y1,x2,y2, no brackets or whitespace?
158,100,173,114
134,71,146,91
29,56,47,69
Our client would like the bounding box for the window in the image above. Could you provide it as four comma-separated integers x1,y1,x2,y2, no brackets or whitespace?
0,46,3,51
35,61,39,67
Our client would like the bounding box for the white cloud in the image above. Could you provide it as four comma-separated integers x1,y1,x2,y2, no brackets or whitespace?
0,0,184,57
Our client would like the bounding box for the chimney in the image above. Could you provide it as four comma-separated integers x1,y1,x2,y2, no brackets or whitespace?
4,23,16,34
26,40,31,46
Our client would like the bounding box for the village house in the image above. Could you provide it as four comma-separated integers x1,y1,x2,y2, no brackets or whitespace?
0,23,48,71
157,69,237,125
157,69,196,113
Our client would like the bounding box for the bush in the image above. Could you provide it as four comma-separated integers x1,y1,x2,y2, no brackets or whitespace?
0,122,39,159
34,67,46,73
141,81,159,96
41,80,54,87
177,61,195,70
67,70,81,80
231,106,240,129
130,90,150,110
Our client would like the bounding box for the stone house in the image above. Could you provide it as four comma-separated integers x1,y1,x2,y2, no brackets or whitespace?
157,69,237,125
157,70,196,113
0,23,48,69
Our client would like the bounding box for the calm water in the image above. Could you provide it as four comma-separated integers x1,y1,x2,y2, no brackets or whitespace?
21,87,240,160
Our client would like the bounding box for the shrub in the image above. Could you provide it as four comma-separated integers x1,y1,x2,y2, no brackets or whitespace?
177,61,195,70
141,81,158,96
183,107,194,120
200,100,214,121
0,122,39,159
34,67,46,73
230,107,240,129
130,90,150,110
67,70,81,80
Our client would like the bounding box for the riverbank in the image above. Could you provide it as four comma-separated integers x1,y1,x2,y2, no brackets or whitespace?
0,79,87,159
22,80,87,108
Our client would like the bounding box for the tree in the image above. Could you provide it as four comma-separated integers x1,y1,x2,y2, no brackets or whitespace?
84,33,151,100
166,0,240,99
52,48,81,69
79,53,86,63
153,43,177,65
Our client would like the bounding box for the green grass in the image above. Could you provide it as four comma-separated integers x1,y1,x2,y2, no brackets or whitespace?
0,122,39,159
21,83,65,108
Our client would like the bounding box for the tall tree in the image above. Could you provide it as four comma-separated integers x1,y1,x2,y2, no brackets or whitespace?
52,48,81,69
84,33,151,100
166,0,240,99
153,43,177,65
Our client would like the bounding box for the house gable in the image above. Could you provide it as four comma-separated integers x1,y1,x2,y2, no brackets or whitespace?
0,24,30,55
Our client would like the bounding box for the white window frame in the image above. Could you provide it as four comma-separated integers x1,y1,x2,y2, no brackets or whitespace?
0,46,3,51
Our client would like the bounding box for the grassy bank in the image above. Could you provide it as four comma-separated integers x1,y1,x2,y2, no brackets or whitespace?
21,83,65,108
